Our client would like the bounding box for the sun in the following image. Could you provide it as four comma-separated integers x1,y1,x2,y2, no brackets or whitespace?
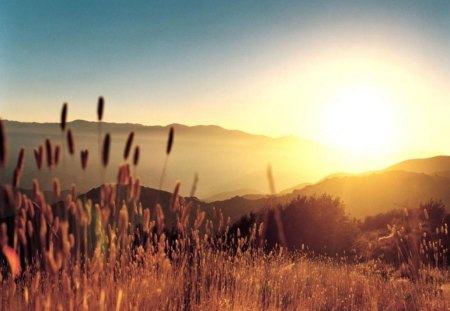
320,83,399,154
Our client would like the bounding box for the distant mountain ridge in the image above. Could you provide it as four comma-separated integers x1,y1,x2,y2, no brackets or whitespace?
387,155,450,175
1,119,343,198
206,156,450,219
4,120,450,220
203,189,263,202
11,154,450,223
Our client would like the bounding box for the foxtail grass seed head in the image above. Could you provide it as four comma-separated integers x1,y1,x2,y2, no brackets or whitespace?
54,144,61,166
133,146,140,166
99,290,105,311
66,129,75,155
143,208,150,233
0,118,7,167
166,126,174,155
102,133,111,167
34,145,43,170
13,168,21,188
32,179,40,197
123,131,134,160
2,245,21,278
60,103,68,132
127,176,134,199
115,288,123,311
53,178,61,198
118,202,128,237
156,203,165,235
80,149,89,171
45,138,53,168
181,201,192,227
97,96,104,121
194,210,206,230
117,163,131,185
16,147,25,172
170,181,181,212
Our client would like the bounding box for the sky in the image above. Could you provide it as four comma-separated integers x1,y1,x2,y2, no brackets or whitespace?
1,1,450,162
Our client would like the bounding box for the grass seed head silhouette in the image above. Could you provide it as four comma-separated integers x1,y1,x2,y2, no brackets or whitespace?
81,149,89,171
133,146,140,166
0,119,7,167
12,168,20,188
33,145,43,170
66,129,75,155
60,103,68,132
45,138,53,169
54,144,61,166
158,126,175,190
97,96,104,121
13,148,25,188
123,131,134,160
102,133,111,167
170,181,181,212
166,126,174,155
16,147,25,173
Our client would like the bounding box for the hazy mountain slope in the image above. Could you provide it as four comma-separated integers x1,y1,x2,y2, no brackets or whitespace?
386,156,450,175
16,163,450,229
1,120,342,198
6,120,450,221
202,163,450,221
203,188,262,202
278,183,310,195
291,170,450,218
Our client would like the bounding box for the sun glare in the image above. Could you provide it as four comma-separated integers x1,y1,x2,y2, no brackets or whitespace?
320,84,399,155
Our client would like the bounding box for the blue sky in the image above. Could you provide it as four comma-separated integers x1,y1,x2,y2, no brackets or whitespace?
1,1,450,151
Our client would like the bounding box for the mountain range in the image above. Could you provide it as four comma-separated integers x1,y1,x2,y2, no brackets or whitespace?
0,119,355,198
88,155,450,224
3,120,450,220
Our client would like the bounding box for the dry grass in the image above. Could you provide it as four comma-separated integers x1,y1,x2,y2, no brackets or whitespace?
1,249,449,310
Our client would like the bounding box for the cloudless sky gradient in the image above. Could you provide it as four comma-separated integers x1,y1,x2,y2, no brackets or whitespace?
1,0,450,156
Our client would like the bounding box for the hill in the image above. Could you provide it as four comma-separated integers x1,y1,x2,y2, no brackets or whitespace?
203,188,263,202
291,170,450,218
206,157,450,220
0,120,346,198
387,155,450,175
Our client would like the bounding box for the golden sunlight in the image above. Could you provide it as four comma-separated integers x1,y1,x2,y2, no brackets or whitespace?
320,83,400,154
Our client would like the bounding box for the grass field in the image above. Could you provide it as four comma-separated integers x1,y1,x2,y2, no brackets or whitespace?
1,245,450,310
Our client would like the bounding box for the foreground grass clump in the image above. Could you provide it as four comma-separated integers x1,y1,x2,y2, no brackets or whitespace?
1,251,450,310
